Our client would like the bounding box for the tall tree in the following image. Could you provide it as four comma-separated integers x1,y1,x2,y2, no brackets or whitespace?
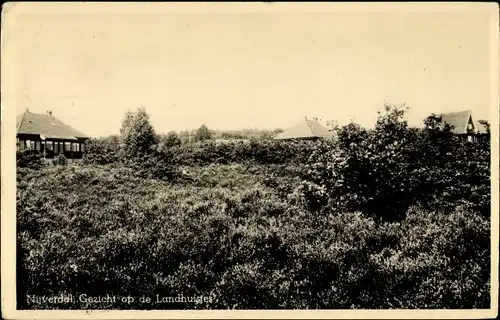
193,124,213,142
119,107,158,159
164,131,182,148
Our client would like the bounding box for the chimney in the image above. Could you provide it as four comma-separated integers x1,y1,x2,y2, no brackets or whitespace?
47,110,52,116
25,108,29,113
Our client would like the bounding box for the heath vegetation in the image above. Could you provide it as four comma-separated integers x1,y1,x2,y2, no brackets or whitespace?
17,105,491,309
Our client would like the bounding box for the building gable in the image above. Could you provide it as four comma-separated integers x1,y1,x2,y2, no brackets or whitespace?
438,110,487,135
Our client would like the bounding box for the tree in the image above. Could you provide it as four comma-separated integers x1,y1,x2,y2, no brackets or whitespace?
193,124,213,142
119,107,158,159
302,104,421,221
478,120,490,134
164,131,182,148
179,130,191,145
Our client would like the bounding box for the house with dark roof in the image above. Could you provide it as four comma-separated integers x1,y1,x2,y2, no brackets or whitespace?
274,117,333,140
437,110,488,143
16,109,90,159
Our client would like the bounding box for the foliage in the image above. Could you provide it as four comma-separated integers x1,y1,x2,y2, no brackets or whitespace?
193,124,213,142
478,119,490,134
17,164,490,310
16,149,43,169
212,128,281,141
156,139,333,166
83,136,120,165
85,136,335,167
299,104,491,221
179,130,191,145
124,151,180,181
159,131,182,148
119,107,158,159
16,104,491,310
52,154,68,166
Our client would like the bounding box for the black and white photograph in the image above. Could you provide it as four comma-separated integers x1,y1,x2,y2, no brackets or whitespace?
1,2,499,319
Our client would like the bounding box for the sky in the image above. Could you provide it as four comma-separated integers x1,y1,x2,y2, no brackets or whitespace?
3,3,497,137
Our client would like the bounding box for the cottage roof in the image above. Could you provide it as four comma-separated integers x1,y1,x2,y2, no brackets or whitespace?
438,110,487,134
274,118,333,140
16,111,89,140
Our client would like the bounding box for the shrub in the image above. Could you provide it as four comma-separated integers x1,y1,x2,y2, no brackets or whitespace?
52,154,68,166
160,131,182,148
83,136,120,165
16,149,43,169
299,104,491,221
16,163,490,310
156,138,334,166
124,151,179,181
367,205,490,308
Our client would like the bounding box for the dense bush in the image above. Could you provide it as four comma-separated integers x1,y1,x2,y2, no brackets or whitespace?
16,164,490,309
84,132,334,167
299,105,491,221
83,110,181,180
158,131,182,148
83,136,120,165
156,139,333,166
52,154,68,166
16,149,43,169
124,151,180,181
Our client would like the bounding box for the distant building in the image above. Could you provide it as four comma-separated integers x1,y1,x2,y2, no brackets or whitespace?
274,117,333,141
16,109,90,159
436,110,488,143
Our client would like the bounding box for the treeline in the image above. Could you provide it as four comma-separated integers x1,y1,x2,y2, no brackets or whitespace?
83,136,331,166
157,125,284,146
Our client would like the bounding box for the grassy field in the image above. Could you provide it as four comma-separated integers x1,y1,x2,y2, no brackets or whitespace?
17,161,490,309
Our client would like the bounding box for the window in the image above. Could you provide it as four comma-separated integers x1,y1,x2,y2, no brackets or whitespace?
467,135,474,143
65,142,71,151
72,142,80,152
47,141,54,151
25,140,31,149
18,140,25,150
35,141,41,151
54,142,59,153
81,143,85,152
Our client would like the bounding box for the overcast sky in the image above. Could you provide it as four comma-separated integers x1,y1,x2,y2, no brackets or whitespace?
4,3,497,137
